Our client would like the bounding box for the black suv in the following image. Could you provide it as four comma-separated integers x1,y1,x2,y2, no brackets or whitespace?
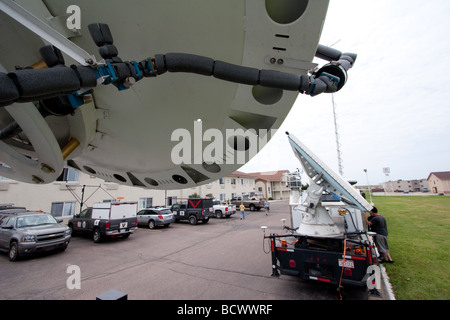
170,198,214,225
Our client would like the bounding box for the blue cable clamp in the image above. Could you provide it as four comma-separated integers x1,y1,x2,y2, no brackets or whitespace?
66,89,93,109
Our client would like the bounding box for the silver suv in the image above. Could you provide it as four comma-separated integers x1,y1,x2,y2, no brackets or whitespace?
0,211,71,261
137,207,175,229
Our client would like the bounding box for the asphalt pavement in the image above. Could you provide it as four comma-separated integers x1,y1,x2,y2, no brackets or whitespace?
0,200,388,301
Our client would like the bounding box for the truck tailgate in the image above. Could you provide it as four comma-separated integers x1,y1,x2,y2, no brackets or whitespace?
109,217,137,231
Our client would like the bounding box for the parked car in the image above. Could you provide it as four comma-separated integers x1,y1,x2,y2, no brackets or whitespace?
0,211,71,261
137,207,175,229
230,196,263,211
212,200,236,218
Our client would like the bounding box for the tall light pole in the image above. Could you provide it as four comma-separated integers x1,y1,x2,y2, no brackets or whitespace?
363,169,373,205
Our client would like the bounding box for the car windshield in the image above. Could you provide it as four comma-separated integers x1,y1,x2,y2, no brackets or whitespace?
16,214,58,228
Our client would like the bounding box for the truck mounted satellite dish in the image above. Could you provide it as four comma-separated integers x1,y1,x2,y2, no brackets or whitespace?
286,132,372,212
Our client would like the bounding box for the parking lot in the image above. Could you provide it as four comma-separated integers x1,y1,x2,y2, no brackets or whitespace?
0,200,372,300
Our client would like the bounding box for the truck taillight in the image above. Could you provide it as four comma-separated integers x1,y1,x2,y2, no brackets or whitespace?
201,209,204,215
158,215,163,219
106,221,110,230
225,207,228,212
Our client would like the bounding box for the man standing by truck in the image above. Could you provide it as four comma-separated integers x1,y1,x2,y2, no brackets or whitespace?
368,207,394,263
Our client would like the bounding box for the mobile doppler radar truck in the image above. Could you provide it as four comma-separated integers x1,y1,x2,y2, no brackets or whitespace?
265,133,379,289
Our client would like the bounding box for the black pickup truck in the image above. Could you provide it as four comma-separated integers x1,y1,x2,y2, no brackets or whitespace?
68,202,138,242
170,198,214,225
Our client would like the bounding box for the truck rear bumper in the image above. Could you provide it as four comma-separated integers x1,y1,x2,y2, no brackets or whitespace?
105,227,137,236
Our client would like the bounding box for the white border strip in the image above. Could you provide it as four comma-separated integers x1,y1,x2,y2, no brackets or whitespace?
380,264,396,300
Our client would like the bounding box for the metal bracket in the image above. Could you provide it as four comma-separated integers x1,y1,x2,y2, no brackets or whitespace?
0,0,97,66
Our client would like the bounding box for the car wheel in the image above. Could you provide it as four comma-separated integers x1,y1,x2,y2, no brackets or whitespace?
249,204,255,211
9,241,19,262
148,220,156,229
215,211,223,219
93,228,102,243
189,215,198,225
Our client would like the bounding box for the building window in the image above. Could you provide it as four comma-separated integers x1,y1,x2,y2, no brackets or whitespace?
51,202,76,217
167,196,177,206
241,179,245,185
0,163,12,181
231,178,236,185
220,194,226,201
139,197,153,209
57,168,79,182
219,178,225,184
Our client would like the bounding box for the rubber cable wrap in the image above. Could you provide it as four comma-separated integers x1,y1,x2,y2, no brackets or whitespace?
0,51,356,108
0,65,97,107
152,52,356,96
153,53,309,91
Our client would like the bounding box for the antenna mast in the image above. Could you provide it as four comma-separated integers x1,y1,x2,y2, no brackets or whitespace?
332,93,344,176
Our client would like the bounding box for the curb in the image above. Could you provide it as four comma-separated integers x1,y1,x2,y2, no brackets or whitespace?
380,264,396,300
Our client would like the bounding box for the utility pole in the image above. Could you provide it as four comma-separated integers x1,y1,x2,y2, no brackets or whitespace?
79,185,85,214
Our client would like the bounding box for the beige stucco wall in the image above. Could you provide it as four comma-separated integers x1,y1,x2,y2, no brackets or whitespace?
0,171,257,215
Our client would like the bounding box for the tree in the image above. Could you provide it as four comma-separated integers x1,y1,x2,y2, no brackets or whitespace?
188,192,201,198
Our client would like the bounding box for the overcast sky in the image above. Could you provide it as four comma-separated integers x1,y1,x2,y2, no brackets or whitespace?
240,0,450,186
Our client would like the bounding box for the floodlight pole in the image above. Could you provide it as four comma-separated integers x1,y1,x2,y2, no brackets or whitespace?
363,169,373,204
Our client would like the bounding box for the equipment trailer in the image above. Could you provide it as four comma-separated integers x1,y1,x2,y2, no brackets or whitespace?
268,231,376,286
266,133,379,288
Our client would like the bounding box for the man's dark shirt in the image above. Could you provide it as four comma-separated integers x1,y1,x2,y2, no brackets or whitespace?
369,215,388,236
